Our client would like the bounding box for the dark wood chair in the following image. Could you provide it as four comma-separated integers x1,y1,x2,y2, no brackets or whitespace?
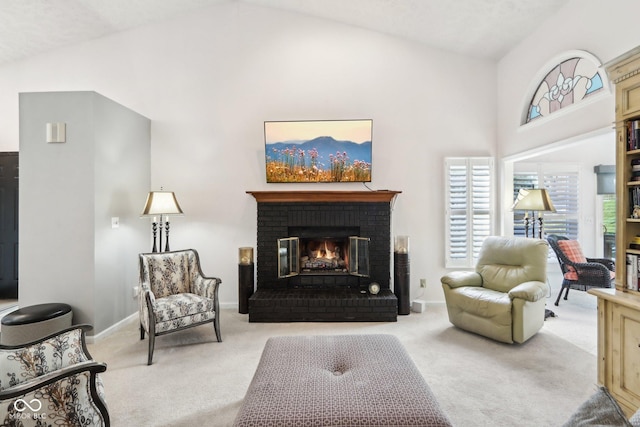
546,234,614,306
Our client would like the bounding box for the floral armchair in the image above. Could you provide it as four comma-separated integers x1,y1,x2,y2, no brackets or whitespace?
139,249,222,365
0,324,109,426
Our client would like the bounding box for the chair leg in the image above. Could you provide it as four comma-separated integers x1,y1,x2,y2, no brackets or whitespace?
140,324,145,340
214,316,222,342
554,284,567,306
147,333,155,365
563,286,570,301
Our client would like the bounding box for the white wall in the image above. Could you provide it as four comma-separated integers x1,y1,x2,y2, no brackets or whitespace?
19,91,150,334
0,2,497,309
498,0,640,158
3,1,635,317
498,0,640,256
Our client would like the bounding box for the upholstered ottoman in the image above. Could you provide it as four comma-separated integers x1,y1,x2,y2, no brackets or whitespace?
0,303,73,345
234,334,453,426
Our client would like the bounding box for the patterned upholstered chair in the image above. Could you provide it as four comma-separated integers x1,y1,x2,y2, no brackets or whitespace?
0,324,109,426
138,249,222,365
547,234,614,306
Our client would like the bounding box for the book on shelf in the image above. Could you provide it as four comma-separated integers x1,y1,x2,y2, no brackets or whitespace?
627,253,639,291
628,120,640,151
629,187,640,217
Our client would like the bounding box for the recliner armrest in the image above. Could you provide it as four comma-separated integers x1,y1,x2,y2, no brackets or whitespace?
441,271,482,288
508,281,547,302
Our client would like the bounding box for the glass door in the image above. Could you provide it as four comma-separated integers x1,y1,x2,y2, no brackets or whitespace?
348,236,370,277
277,237,299,278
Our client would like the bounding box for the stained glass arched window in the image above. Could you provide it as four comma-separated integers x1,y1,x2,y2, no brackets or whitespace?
526,54,604,124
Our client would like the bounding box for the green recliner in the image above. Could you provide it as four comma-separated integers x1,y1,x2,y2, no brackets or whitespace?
441,236,548,344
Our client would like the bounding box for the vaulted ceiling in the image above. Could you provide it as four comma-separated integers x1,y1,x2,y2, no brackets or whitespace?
0,0,569,67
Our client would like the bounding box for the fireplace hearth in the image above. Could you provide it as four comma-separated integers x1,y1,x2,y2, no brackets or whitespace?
247,190,401,322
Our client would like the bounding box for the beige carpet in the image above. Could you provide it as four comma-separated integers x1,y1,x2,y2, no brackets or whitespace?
0,299,18,316
88,277,599,427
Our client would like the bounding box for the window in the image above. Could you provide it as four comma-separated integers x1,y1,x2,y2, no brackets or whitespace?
526,54,604,124
445,157,494,268
513,164,579,240
602,194,616,259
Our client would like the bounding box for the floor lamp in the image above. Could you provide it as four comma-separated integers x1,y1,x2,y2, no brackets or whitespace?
512,188,557,319
512,188,556,239
141,191,184,252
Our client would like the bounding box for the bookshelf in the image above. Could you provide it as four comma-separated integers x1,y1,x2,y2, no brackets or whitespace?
605,46,640,293
592,47,640,417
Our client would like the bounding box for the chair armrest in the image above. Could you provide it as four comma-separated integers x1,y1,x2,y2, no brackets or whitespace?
508,281,547,302
0,361,109,426
441,271,482,289
572,262,614,287
192,275,222,299
0,325,95,380
0,361,106,400
141,288,156,306
586,258,615,271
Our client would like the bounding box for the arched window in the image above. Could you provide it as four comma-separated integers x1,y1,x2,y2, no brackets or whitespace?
526,53,604,123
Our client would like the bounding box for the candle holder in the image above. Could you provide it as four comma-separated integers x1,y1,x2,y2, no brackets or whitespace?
394,235,410,254
239,247,254,265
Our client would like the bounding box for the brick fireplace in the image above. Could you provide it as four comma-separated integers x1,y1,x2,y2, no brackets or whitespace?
247,191,400,322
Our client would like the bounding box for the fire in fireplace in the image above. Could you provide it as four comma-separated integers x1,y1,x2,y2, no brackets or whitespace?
301,238,347,272
278,234,370,278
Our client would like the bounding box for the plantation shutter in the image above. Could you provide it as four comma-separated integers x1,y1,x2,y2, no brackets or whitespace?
542,171,579,239
513,164,579,240
445,157,494,268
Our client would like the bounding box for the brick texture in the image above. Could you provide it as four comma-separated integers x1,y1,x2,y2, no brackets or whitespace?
250,201,397,322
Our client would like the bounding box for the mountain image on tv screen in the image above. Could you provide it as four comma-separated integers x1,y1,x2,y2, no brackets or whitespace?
264,119,372,183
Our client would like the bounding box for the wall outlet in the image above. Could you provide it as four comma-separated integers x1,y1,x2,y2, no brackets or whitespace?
420,279,427,288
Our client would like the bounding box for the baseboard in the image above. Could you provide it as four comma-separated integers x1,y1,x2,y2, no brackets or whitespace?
88,304,238,343
87,312,138,344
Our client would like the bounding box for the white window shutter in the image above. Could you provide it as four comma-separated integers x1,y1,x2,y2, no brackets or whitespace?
445,157,494,268
513,164,579,240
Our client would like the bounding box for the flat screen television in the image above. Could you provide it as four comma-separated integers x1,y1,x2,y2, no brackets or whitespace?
264,119,372,183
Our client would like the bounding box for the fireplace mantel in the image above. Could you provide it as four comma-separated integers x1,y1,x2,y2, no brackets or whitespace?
247,190,401,203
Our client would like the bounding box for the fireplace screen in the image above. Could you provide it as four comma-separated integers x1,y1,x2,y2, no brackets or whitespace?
278,236,370,278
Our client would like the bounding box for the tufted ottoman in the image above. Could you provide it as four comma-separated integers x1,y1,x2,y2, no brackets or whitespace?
0,303,73,345
234,334,453,426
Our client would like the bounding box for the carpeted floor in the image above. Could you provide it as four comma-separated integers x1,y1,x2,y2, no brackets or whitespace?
88,276,599,427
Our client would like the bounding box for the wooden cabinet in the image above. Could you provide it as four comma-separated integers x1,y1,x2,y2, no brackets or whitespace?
605,47,640,293
589,288,640,416
592,46,640,417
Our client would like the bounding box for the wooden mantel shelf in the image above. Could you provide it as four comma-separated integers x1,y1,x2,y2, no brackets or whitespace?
247,190,401,203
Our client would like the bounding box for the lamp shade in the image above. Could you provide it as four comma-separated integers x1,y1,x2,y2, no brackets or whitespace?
141,191,184,216
512,188,556,212
511,188,530,210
